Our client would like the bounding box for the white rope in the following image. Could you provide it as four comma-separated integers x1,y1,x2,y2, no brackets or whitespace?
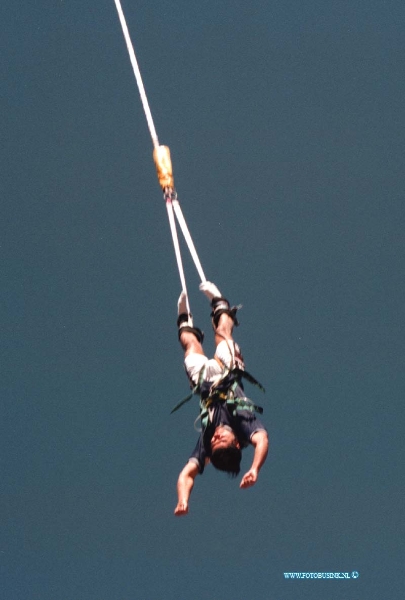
113,0,159,149
166,199,191,314
172,199,207,283
114,1,207,303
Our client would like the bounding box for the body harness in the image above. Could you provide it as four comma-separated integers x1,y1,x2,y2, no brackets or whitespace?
170,364,265,431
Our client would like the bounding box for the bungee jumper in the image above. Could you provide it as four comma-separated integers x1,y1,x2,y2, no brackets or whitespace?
174,281,268,516
113,0,269,516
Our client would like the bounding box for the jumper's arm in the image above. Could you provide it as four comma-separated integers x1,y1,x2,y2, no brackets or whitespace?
174,460,199,516
240,430,269,489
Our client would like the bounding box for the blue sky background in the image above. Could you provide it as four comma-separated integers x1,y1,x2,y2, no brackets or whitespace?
1,1,404,598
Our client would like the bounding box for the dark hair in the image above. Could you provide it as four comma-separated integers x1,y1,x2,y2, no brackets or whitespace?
210,445,242,477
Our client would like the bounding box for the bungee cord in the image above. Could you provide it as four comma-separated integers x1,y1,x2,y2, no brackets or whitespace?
171,197,206,284
113,0,206,313
113,0,159,149
165,194,191,315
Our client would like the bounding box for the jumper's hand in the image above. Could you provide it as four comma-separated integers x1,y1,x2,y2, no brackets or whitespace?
240,468,258,489
174,500,189,516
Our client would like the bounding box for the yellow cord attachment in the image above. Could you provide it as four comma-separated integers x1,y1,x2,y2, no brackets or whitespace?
153,145,174,189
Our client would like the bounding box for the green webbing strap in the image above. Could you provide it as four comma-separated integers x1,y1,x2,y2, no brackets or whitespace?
170,365,207,414
233,368,266,393
170,389,195,414
170,367,265,414
228,396,264,415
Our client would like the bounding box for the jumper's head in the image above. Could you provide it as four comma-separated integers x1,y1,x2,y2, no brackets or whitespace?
210,425,242,477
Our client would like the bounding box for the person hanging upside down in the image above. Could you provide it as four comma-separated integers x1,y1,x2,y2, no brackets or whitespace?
174,281,269,517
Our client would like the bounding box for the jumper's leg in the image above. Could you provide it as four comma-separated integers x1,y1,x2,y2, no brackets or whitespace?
214,312,234,345
179,328,205,358
177,290,205,359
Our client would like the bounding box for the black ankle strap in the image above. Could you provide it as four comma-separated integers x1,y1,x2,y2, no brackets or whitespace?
178,324,204,343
